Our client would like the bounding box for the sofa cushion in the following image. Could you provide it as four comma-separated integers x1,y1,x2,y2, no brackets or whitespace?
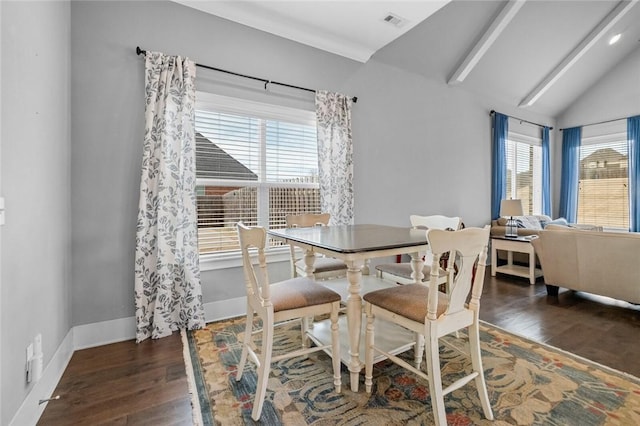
544,224,575,231
568,223,604,232
545,223,604,232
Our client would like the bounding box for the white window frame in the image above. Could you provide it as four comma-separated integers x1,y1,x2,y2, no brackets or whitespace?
577,120,629,231
505,130,543,216
195,92,318,271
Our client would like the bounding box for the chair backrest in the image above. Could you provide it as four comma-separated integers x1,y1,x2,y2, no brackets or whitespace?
425,225,490,320
285,213,332,277
410,214,461,231
410,215,462,261
286,213,331,228
237,222,271,308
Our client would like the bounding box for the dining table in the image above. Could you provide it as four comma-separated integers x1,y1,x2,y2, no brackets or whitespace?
267,224,430,392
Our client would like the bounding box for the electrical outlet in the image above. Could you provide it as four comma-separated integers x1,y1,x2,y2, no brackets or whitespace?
33,334,44,382
26,343,34,363
34,334,42,354
26,343,34,383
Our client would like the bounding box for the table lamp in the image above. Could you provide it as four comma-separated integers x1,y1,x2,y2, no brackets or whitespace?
500,199,523,238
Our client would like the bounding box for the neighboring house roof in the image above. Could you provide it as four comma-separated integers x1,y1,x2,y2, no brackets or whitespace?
195,133,258,181
581,148,627,165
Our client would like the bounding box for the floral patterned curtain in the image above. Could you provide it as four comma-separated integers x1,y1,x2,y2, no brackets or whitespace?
315,90,354,225
134,51,205,342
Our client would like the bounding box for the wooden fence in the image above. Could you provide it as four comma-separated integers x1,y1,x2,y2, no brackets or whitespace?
577,177,629,229
197,184,321,254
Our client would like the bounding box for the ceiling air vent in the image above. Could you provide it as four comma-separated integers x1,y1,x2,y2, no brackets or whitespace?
382,12,407,28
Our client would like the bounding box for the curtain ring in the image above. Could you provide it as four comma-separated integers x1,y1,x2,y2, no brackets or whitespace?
264,80,270,91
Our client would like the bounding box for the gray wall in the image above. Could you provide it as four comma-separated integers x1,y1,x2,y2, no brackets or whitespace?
1,1,71,424
70,0,555,318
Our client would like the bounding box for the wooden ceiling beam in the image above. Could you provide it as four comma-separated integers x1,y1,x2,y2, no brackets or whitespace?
519,0,638,108
448,0,526,85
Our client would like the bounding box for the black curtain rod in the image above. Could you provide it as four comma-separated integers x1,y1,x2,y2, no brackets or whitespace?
136,46,357,103
558,116,629,131
490,110,553,130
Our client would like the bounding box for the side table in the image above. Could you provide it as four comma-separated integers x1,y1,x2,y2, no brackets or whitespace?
491,236,543,285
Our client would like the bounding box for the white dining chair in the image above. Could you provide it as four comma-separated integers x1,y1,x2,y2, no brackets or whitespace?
286,213,349,280
375,214,462,285
364,225,493,426
236,222,342,421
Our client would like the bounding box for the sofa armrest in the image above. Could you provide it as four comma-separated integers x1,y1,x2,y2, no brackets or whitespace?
533,229,581,291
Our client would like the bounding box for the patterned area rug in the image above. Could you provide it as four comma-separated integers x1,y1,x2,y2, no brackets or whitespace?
185,317,640,425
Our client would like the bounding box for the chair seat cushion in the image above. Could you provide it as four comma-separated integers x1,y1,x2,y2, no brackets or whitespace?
295,257,347,273
271,277,342,312
375,263,446,281
363,284,448,323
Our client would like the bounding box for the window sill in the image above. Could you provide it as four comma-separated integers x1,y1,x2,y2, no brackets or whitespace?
200,247,291,271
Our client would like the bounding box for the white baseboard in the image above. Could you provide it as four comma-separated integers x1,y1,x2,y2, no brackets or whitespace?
72,297,247,350
9,329,74,426
73,316,137,350
12,298,247,426
204,296,246,322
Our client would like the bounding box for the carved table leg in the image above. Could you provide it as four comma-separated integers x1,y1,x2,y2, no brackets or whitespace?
346,260,364,392
410,251,425,368
410,252,425,283
303,250,316,278
301,249,316,347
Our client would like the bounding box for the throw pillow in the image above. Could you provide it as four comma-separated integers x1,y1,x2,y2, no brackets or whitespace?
544,217,568,228
515,216,542,230
496,217,508,226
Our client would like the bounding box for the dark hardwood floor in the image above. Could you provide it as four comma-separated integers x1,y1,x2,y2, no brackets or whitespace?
38,270,640,425
37,333,192,425
481,270,640,377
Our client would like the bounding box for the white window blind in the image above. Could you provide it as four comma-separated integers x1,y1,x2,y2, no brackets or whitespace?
577,121,628,229
505,122,542,216
194,93,320,255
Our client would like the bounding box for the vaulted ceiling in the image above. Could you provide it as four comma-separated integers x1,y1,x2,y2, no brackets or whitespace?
173,0,640,118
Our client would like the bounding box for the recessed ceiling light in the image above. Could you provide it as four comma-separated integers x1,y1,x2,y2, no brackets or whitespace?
609,33,622,45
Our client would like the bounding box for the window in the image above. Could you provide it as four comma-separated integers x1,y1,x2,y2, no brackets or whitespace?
505,120,543,216
577,122,628,229
195,93,320,257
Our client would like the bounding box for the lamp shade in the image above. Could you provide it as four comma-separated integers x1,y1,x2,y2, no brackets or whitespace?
500,199,523,217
